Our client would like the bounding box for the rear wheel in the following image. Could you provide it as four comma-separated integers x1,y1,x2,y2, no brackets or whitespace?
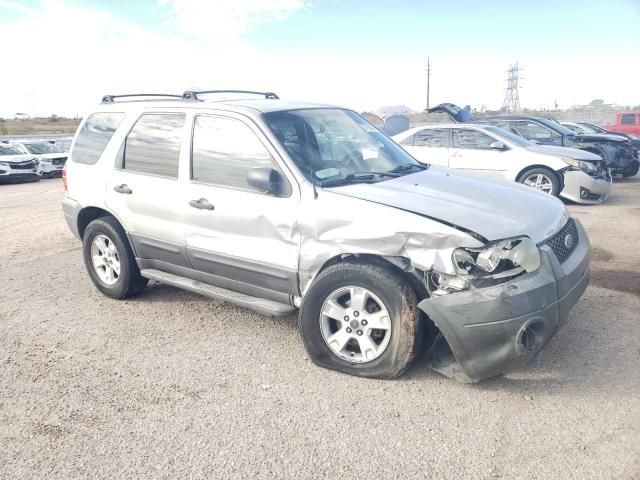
299,261,421,379
82,216,147,299
518,167,561,196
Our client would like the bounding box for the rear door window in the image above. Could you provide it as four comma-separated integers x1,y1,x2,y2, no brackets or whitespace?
412,129,449,148
72,112,125,165
121,113,185,178
452,129,495,149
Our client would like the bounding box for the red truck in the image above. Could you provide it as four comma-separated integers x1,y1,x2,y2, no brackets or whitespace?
601,112,640,135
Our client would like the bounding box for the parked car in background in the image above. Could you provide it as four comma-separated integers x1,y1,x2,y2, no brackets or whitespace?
601,112,640,135
0,143,40,183
62,90,590,383
564,121,640,161
10,140,68,178
393,124,611,204
427,103,638,178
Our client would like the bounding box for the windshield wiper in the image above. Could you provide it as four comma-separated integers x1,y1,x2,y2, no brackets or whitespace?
388,163,428,173
320,171,399,188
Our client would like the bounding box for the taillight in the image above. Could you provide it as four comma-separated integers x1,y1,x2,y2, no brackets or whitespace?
62,163,68,191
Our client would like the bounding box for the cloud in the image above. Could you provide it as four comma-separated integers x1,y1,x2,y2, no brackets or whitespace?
0,0,281,117
159,0,309,41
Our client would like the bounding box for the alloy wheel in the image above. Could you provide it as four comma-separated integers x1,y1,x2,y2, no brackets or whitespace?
319,286,392,363
523,173,553,193
90,234,121,286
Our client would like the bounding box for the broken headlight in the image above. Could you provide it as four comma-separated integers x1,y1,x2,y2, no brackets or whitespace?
562,157,598,174
428,237,540,296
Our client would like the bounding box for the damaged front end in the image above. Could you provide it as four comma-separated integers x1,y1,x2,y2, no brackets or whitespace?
420,218,589,382
295,168,587,382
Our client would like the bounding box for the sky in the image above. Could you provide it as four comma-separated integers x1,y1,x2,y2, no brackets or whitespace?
0,0,639,118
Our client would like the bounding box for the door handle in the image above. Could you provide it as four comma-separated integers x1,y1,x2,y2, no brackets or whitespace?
113,184,132,194
189,198,214,210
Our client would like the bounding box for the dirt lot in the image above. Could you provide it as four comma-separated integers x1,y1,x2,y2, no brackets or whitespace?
1,177,639,479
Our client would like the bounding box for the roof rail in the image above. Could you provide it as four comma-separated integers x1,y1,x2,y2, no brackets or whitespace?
101,93,183,104
182,90,280,101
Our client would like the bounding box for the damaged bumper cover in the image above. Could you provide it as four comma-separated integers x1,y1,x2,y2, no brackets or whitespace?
560,170,612,204
418,219,589,382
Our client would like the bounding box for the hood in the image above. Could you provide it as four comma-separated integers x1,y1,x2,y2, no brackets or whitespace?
526,144,603,161
33,152,68,160
427,103,472,123
574,133,628,143
327,169,568,244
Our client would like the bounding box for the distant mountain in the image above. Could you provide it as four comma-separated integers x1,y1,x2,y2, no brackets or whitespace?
374,105,417,118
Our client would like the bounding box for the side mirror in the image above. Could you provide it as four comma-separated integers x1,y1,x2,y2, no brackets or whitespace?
490,141,507,150
247,168,282,195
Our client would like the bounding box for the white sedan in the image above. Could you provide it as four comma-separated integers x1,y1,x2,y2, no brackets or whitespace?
393,123,612,204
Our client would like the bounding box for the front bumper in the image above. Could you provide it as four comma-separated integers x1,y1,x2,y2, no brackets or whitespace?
560,170,612,204
0,171,40,183
418,218,590,382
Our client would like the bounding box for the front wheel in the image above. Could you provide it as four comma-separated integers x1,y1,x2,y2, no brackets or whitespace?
299,261,421,379
518,167,561,197
622,160,639,178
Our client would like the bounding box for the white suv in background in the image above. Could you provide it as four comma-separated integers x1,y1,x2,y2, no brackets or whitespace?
393,123,612,204
11,140,68,178
0,143,40,183
62,91,590,382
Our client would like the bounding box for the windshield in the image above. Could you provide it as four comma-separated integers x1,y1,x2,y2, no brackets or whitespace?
22,142,64,154
262,109,424,185
0,145,23,156
534,117,576,136
579,123,607,134
483,125,531,147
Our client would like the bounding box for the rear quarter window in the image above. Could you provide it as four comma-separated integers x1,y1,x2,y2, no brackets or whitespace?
72,112,125,165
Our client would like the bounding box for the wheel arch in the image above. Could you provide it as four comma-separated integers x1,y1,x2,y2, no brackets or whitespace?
77,206,123,239
515,164,562,182
311,253,429,302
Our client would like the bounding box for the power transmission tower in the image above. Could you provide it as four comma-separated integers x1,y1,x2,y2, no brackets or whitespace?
426,57,431,111
501,62,522,112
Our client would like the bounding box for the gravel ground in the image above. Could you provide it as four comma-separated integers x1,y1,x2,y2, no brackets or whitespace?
1,177,639,479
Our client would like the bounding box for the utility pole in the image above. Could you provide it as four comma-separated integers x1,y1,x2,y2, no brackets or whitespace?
426,57,431,112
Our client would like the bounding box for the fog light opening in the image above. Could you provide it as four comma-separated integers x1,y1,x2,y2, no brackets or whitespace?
517,319,545,355
521,326,537,352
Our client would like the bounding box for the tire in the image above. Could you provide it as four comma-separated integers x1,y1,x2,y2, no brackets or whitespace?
622,160,639,178
518,167,561,197
82,216,148,299
299,260,421,379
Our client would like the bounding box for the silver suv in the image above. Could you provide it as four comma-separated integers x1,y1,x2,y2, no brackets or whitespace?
62,90,590,382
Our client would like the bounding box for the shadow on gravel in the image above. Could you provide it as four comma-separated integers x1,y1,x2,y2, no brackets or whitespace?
590,269,640,297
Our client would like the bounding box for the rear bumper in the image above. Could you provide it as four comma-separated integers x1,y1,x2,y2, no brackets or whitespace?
418,219,590,382
560,170,611,204
62,196,82,239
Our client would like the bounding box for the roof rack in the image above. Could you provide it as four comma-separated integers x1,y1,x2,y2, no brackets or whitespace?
101,93,183,104
182,90,279,101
